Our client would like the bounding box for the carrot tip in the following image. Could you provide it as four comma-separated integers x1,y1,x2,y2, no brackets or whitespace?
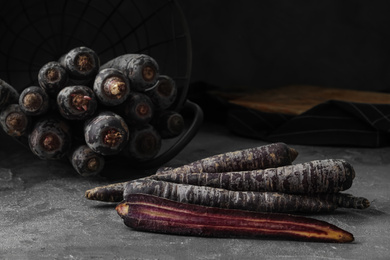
116,203,129,218
339,232,355,243
85,190,93,199
362,199,370,209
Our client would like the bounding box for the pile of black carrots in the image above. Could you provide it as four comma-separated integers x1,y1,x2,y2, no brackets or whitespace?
0,47,184,176
86,142,370,243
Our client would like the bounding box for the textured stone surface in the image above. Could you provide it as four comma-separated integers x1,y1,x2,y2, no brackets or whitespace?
1,122,389,259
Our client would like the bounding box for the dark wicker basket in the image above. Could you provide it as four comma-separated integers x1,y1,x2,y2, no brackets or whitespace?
0,0,203,173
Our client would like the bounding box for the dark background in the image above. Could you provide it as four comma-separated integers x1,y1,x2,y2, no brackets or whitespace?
2,1,390,94
178,0,390,93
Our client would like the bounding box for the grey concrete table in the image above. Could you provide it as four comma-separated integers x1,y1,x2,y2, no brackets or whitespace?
1,122,389,259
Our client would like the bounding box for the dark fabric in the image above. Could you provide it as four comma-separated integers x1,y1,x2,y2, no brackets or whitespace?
227,100,390,147
188,82,390,147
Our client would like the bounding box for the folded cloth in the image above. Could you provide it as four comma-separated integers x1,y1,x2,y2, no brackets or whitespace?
189,82,390,147
227,100,390,147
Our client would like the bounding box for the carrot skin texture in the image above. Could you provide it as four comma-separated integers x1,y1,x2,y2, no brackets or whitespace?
57,85,98,120
85,182,127,202
146,75,177,111
156,142,299,175
152,159,355,194
93,68,131,106
38,61,68,97
100,54,159,92
117,193,354,243
122,124,162,162
28,117,72,160
152,110,185,139
59,46,100,85
0,104,30,137
70,144,105,177
123,178,337,213
117,92,154,126
0,79,19,110
19,86,50,116
84,111,129,156
319,193,370,209
85,181,370,210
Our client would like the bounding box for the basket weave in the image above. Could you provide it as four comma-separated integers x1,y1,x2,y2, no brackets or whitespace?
0,0,191,109
0,0,202,172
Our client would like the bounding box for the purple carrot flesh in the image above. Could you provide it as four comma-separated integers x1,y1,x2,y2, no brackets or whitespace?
123,178,337,213
116,193,354,243
152,159,355,194
155,142,298,175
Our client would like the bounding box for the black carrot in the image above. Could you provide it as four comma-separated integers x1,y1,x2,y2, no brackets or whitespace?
152,110,185,139
0,79,19,110
28,117,72,160
0,104,30,137
93,68,131,106
70,144,105,177
38,61,68,97
100,53,159,92
155,142,299,175
118,92,154,126
122,124,162,162
123,178,337,213
319,193,370,209
151,159,355,194
85,182,127,202
19,86,50,116
146,75,177,110
117,193,354,243
84,111,129,156
59,46,100,85
57,85,98,120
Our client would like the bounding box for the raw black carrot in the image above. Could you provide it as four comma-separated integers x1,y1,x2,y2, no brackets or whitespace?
152,110,185,139
57,85,98,120
84,182,370,211
123,178,337,213
151,159,355,194
319,193,370,209
117,193,354,243
85,181,127,202
93,68,131,106
146,75,177,110
70,144,105,177
0,79,19,110
0,104,30,137
84,111,129,156
38,61,68,97
118,92,154,126
59,46,100,85
155,142,299,175
122,124,162,162
19,86,50,116
100,53,159,92
28,117,72,160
